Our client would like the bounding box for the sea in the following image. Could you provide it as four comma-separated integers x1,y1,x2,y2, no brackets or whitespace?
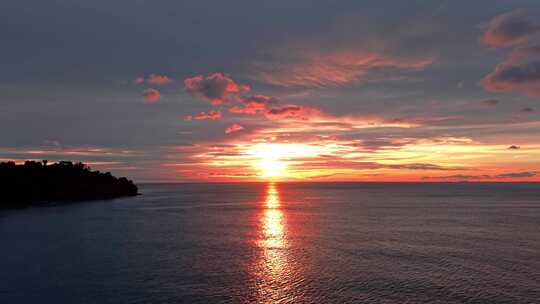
1,183,539,303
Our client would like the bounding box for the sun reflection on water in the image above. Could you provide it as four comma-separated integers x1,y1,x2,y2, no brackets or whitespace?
254,182,293,302
260,182,285,250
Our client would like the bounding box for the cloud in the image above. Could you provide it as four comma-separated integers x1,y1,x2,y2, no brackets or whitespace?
225,123,244,134
265,105,322,120
482,44,540,96
294,160,437,171
185,110,222,121
521,107,534,113
496,171,536,178
481,9,540,47
252,49,434,88
423,174,489,180
229,95,278,115
386,163,457,171
506,45,540,64
508,145,520,150
184,73,250,105
43,139,62,148
482,61,540,96
0,146,134,159
147,74,172,85
142,88,161,103
479,99,499,106
135,74,172,85
424,171,537,180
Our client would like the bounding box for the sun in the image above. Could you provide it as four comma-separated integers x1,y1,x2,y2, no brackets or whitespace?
246,143,322,180
257,158,287,179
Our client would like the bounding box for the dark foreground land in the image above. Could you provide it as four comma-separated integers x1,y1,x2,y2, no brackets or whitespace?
0,161,138,208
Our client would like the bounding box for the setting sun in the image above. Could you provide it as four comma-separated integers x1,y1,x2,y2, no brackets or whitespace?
246,143,324,179
257,159,287,179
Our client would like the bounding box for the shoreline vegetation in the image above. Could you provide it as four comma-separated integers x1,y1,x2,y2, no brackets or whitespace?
0,160,138,209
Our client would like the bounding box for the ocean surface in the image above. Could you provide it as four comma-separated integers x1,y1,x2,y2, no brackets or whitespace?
1,183,539,303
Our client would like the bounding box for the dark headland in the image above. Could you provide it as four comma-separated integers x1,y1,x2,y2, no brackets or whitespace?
0,160,138,208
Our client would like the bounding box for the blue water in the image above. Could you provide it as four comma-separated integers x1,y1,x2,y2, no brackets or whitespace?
1,183,539,303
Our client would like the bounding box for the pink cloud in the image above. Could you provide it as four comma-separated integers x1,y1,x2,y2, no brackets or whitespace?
481,9,540,48
225,123,244,134
184,73,250,105
142,88,161,103
147,74,172,85
229,95,278,115
135,74,172,85
252,50,434,88
185,110,222,121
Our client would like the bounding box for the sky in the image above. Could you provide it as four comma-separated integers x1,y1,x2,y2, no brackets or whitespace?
1,0,540,182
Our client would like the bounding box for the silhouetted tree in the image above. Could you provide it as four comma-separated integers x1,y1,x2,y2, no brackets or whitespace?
0,160,138,208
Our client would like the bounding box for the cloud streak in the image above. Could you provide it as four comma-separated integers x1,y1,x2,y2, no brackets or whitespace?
252,49,434,88
425,171,537,180
136,74,172,85
479,99,499,107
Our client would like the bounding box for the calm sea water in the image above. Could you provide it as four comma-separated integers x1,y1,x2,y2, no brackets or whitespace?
1,183,539,303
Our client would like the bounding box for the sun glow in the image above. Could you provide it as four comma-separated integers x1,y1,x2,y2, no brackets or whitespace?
246,143,324,179
258,159,287,178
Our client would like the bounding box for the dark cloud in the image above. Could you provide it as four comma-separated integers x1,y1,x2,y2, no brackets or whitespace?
481,9,540,47
482,61,540,96
265,105,321,120
224,123,244,134
184,73,250,105
185,111,222,121
520,107,534,112
424,171,537,180
508,145,520,149
496,171,536,178
482,43,540,96
387,163,459,171
357,138,405,152
142,88,161,103
295,160,460,171
424,174,490,180
506,45,540,64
